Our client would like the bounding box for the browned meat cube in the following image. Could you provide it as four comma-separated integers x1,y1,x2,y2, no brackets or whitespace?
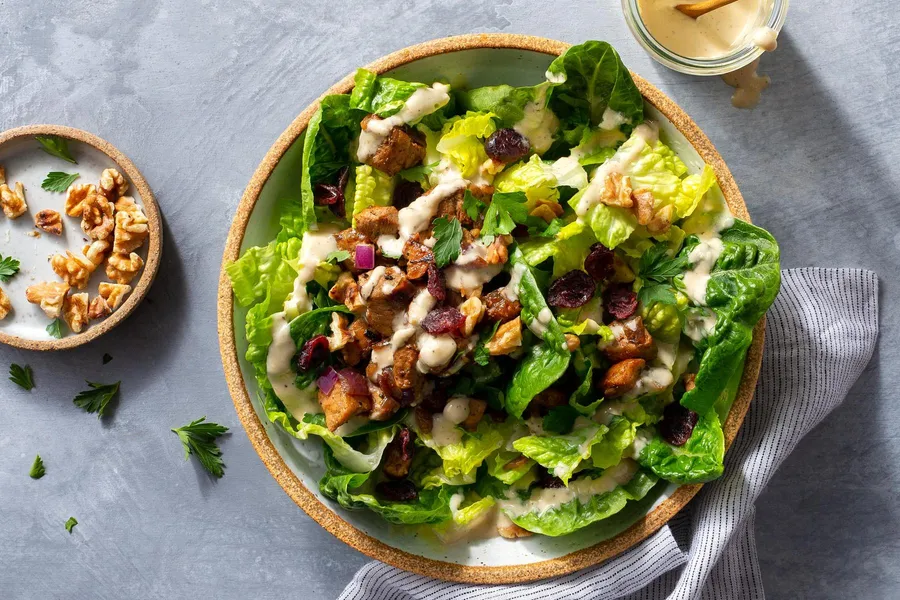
361,266,415,336
334,228,371,271
601,358,646,398
341,318,376,366
483,289,522,323
392,344,423,405
382,427,415,479
402,234,434,280
602,316,657,362
461,398,487,431
318,371,372,431
355,206,399,239
414,406,433,434
368,381,401,421
362,115,426,176
436,188,474,227
329,272,365,313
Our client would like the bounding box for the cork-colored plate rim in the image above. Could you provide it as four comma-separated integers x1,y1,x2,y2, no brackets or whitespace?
0,124,162,351
217,33,765,584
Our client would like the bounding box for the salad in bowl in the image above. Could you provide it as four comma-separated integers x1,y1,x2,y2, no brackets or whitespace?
226,40,780,542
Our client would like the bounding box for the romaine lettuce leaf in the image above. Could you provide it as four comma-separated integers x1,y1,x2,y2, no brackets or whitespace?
637,409,724,483
514,424,607,484
435,112,497,179
486,450,535,485
350,164,394,224
590,416,639,469
416,419,505,480
349,68,424,117
458,82,548,128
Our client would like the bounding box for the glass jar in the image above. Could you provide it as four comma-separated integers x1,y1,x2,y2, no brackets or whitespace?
621,0,789,75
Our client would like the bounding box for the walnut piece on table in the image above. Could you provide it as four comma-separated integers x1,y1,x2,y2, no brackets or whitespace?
81,192,114,240
98,168,128,201
63,292,90,333
106,252,144,284
25,281,69,319
82,239,111,266
98,282,131,310
0,180,28,219
35,209,63,235
88,295,111,319
50,251,96,290
65,183,96,217
0,286,11,320
112,198,149,253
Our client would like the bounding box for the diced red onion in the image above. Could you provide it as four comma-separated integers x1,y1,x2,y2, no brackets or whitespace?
355,244,375,270
338,368,370,396
317,367,338,395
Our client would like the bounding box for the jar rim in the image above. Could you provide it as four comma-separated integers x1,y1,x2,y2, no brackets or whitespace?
621,0,790,76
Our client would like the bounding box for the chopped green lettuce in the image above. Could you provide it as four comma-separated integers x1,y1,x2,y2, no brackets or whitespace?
638,409,725,483
436,112,497,179
350,164,394,225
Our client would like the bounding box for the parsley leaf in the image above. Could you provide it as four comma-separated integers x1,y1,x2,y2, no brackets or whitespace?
474,321,500,366
527,216,563,238
432,217,463,268
65,517,78,533
73,381,120,417
41,171,80,192
637,283,678,306
46,319,65,339
30,455,45,479
462,189,486,222
171,417,229,478
35,135,77,164
0,254,21,282
325,249,351,264
102,353,113,365
638,243,688,284
481,192,529,243
9,364,34,390
542,405,580,435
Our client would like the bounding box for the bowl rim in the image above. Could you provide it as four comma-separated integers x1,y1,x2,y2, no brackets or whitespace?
0,124,162,351
216,33,765,584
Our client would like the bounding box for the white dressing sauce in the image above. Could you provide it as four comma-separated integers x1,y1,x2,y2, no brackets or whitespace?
526,307,553,339
455,240,490,266
722,58,770,109
599,107,629,131
359,265,387,300
624,367,675,400
575,122,659,217
629,429,654,459
431,397,471,447
444,263,503,296
356,82,451,161
416,333,458,373
545,69,566,84
266,313,321,415
685,310,718,342
283,228,339,317
503,262,527,301
407,288,436,326
682,232,725,305
513,85,559,154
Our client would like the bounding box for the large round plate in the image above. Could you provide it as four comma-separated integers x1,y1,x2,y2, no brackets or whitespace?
217,34,764,583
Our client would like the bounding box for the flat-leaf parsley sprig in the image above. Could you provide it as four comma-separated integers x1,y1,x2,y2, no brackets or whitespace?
9,364,34,390
171,417,229,478
73,381,120,417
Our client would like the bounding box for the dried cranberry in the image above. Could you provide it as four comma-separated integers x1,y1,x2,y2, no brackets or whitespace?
393,180,424,210
548,270,596,308
396,427,414,463
659,402,699,446
536,467,566,489
375,480,418,502
313,167,349,217
426,263,446,302
603,284,638,319
584,243,615,282
421,306,466,335
485,128,530,164
296,334,330,371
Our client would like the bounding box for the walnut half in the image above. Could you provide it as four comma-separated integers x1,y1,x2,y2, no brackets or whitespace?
98,282,131,310
0,286,11,320
0,180,27,219
98,168,128,201
81,193,114,240
487,316,523,356
50,251,97,290
64,293,90,333
112,198,149,253
106,252,144,285
35,209,63,235
25,282,69,319
88,295,112,319
65,183,96,217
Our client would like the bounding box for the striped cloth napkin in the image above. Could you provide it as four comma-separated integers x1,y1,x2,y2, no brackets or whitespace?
340,268,879,600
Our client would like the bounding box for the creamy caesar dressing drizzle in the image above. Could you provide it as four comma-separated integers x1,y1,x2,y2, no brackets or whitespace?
455,239,490,266
503,262,527,301
599,107,629,131
266,313,321,416
544,69,566,84
526,307,553,339
431,396,472,446
684,309,718,342
359,266,387,300
499,460,638,517
575,122,659,217
444,263,503,296
416,332,458,373
283,228,339,317
625,367,675,400
683,232,726,305
722,58,770,109
629,429,654,459
356,82,451,161
594,400,637,425
513,85,559,154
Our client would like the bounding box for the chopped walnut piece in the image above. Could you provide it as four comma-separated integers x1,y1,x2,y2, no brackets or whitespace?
98,282,131,310
63,293,90,333
565,333,581,351
487,316,523,356
647,204,675,235
459,296,485,337
497,521,533,539
81,192,114,240
106,252,144,284
631,188,655,226
34,209,63,235
529,198,564,223
25,231,40,238
112,204,149,253
82,239,111,266
599,172,633,208
0,180,27,218
88,295,112,319
50,251,96,290
65,183,96,217
98,168,128,200
326,312,352,351
25,281,69,319
0,286,11,320
485,236,510,265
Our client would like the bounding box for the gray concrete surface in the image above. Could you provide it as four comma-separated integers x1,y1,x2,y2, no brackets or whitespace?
0,1,898,598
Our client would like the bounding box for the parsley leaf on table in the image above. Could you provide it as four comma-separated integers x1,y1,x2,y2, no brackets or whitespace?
9,364,34,390
481,191,529,243
35,135,77,164
29,455,45,479
73,381,120,417
65,517,78,533
0,254,21,282
324,249,351,264
41,171,80,192
46,319,65,339
432,216,463,268
171,417,229,478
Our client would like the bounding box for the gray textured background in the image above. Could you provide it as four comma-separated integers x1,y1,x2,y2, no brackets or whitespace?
1,1,898,599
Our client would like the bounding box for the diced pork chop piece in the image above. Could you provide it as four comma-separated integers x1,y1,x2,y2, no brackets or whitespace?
482,289,522,323
402,234,434,280
355,206,399,240
362,115,426,176
382,427,415,479
341,318,376,366
329,272,365,313
368,381,401,421
601,358,646,398
392,344,423,406
318,369,371,431
602,316,657,362
360,266,415,336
